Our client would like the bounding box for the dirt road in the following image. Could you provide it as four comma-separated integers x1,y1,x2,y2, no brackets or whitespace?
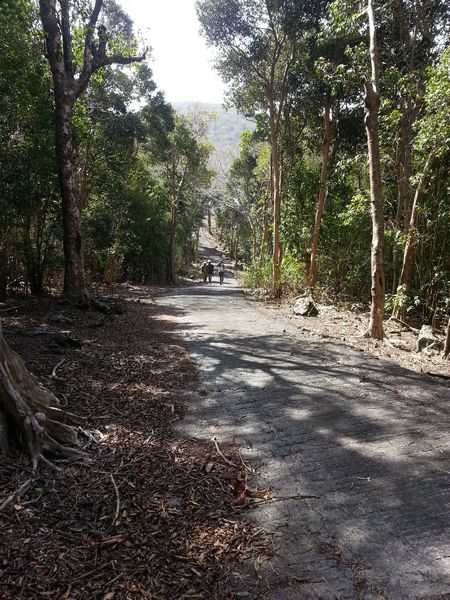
158,231,450,599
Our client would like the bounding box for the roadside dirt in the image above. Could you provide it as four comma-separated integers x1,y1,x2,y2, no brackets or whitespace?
0,285,270,599
246,294,449,379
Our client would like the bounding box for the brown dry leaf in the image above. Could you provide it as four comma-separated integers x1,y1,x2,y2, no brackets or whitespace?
232,480,247,506
204,462,214,473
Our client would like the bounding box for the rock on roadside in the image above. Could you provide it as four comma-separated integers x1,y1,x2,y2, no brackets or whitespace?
418,325,444,352
293,297,319,317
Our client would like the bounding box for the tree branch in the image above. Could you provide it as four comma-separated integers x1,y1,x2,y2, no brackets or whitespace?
95,52,147,68
59,0,74,78
39,0,66,88
229,42,269,86
82,0,103,71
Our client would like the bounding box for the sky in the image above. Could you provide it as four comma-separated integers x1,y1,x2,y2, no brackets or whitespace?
123,0,225,104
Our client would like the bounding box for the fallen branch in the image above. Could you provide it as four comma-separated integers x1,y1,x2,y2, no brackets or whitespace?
388,316,419,334
238,451,253,473
110,474,120,526
212,437,238,468
0,478,34,512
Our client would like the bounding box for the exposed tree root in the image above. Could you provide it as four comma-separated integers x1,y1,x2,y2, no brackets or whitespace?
0,322,84,470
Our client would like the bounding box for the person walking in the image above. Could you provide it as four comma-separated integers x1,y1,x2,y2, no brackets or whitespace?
207,260,214,284
201,261,208,283
218,260,225,285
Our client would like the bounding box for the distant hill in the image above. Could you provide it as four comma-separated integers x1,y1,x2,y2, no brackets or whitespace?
172,102,256,180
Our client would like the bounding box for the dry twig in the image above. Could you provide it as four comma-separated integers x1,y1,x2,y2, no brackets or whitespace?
51,358,66,382
212,437,238,468
110,474,120,526
0,478,34,512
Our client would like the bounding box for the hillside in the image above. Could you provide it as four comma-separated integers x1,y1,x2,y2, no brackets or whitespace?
172,101,256,177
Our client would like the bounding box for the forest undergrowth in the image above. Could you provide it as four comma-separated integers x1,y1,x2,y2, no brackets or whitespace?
0,285,271,599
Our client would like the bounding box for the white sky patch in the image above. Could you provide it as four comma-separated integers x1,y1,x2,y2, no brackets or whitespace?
122,0,225,104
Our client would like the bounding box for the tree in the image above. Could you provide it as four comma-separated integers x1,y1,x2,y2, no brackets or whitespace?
363,0,385,339
39,0,145,302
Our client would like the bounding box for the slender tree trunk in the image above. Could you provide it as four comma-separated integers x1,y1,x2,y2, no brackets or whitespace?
394,154,434,318
364,0,385,340
393,116,413,292
309,100,333,291
167,163,187,283
269,97,282,295
250,220,257,262
260,190,270,266
168,198,178,283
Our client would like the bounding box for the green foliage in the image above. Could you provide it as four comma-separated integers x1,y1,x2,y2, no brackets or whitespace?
281,252,306,292
240,258,274,291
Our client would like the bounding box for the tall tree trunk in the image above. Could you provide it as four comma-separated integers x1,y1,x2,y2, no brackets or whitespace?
250,219,257,262
54,97,89,300
309,100,333,292
260,190,270,266
269,98,282,295
392,114,413,292
168,198,178,283
167,164,187,283
394,154,434,318
364,0,385,340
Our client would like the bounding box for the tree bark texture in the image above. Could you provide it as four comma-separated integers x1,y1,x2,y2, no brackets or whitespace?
56,98,90,300
364,0,385,340
0,322,82,469
309,100,333,291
